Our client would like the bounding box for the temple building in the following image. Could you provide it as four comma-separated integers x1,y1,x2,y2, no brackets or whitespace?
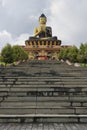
22,14,69,60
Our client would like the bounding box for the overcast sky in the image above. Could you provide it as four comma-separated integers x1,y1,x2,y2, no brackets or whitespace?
0,0,87,51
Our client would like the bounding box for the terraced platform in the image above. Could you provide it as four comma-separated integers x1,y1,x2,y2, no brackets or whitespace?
0,60,87,123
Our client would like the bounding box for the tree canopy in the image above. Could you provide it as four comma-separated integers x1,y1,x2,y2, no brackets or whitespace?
59,43,87,63
0,44,28,64
12,45,28,62
1,44,13,64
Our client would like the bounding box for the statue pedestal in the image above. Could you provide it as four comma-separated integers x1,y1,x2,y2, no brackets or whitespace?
24,39,61,60
25,39,61,47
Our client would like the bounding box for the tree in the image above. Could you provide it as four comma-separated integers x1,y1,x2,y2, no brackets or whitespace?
58,46,78,62
12,45,28,62
67,46,78,62
1,44,13,64
58,48,69,60
77,43,87,63
1,44,28,64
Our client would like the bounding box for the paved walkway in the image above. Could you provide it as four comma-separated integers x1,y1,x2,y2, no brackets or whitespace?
0,123,87,130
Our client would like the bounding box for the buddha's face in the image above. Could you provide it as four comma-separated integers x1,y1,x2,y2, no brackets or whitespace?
39,17,46,24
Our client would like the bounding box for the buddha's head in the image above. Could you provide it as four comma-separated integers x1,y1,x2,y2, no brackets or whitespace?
39,14,47,24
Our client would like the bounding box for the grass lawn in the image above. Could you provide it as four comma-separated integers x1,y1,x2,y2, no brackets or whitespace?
81,63,87,67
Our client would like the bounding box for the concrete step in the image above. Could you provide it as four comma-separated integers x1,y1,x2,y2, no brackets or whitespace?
4,96,87,101
11,84,87,88
1,81,87,85
0,114,87,123
8,87,87,93
0,107,87,115
1,98,87,107
0,77,87,83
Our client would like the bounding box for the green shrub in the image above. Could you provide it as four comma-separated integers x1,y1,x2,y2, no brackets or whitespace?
59,46,78,63
77,43,87,63
67,46,78,62
1,44,13,64
58,48,69,60
12,45,28,62
1,44,28,64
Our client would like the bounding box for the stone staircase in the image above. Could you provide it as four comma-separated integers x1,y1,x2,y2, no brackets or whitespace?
0,60,87,123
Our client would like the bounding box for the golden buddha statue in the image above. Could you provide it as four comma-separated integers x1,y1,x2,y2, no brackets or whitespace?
29,14,57,40
34,14,52,38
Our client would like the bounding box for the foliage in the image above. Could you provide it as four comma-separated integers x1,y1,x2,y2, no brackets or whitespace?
58,48,69,60
59,46,78,62
12,45,28,62
1,44,28,64
67,46,78,62
81,63,87,67
1,44,13,64
59,43,87,63
77,43,87,63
